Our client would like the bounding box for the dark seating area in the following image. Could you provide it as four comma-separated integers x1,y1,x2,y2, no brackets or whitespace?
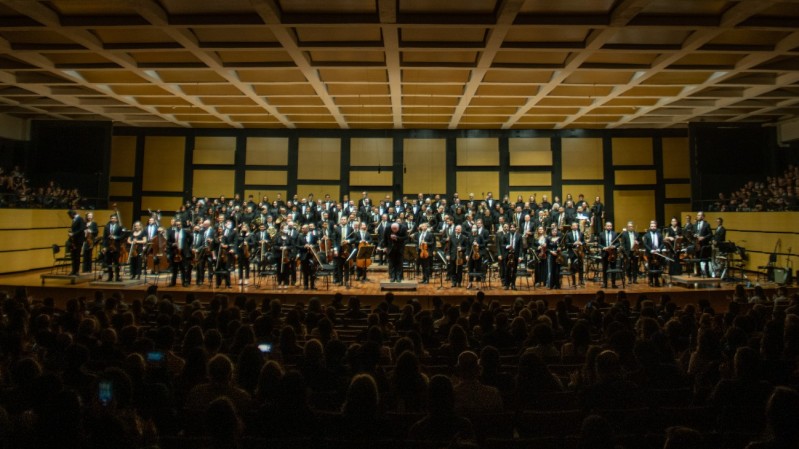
2,287,799,449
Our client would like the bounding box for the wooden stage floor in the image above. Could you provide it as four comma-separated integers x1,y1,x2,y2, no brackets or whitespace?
1,264,792,310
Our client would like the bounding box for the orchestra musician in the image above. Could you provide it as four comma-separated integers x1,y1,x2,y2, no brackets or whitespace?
274,223,295,288
564,221,585,286
102,213,123,282
236,223,254,285
694,211,713,277
167,220,192,287
355,222,372,281
447,224,469,288
253,222,272,273
643,220,664,287
501,223,523,290
598,221,620,289
495,222,507,283
384,221,408,283
466,224,488,289
213,227,232,289
127,221,146,280
546,226,562,290
416,222,435,284
532,226,548,287
664,216,683,275
298,224,317,290
196,220,215,286
334,217,355,285
620,221,640,284
81,211,98,273
67,209,85,276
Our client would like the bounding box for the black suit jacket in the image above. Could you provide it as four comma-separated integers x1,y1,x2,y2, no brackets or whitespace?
383,224,408,256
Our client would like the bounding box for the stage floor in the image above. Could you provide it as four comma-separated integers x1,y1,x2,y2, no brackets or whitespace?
1,265,792,310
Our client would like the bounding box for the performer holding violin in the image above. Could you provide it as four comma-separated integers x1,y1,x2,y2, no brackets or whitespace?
102,213,123,282
598,221,620,288
533,226,548,287
565,221,585,286
620,221,640,284
236,223,254,285
354,222,372,281
546,226,563,290
664,216,683,275
500,223,522,290
643,220,664,287
416,222,435,284
298,224,317,290
127,221,147,280
466,220,489,289
333,217,355,285
67,209,86,276
447,224,469,287
81,212,98,274
274,223,295,288
213,226,232,289
168,220,192,287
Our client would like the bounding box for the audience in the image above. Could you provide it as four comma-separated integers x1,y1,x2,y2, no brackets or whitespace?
0,166,86,209
1,288,799,449
711,164,798,212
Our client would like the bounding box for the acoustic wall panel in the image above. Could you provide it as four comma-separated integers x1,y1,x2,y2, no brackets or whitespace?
298,138,340,180
662,137,690,179
351,137,392,166
508,138,552,165
143,136,184,192
562,138,603,180
561,184,604,206
404,138,446,194
246,137,289,165
194,136,236,165
456,172,499,199
509,172,552,186
613,190,656,232
140,196,182,216
193,170,235,198
665,184,691,198
245,170,288,186
297,184,340,202
612,137,653,165
615,170,656,185
350,171,393,186
110,135,136,177
456,137,499,166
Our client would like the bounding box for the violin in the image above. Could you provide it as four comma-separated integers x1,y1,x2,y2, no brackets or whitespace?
419,241,429,259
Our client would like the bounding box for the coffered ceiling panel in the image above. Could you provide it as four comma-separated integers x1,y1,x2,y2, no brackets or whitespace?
0,0,796,129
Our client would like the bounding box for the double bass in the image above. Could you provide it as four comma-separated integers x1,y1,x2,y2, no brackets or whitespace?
113,204,129,264
356,241,373,269
147,227,169,273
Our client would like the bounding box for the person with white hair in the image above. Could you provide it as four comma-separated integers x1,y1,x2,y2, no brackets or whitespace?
383,221,408,282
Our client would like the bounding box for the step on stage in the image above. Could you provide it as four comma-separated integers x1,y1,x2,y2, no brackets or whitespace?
669,275,722,289
380,281,418,291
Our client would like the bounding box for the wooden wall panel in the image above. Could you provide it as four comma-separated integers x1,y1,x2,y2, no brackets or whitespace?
297,184,340,202
456,172,498,199
612,137,653,165
615,170,656,185
508,138,552,165
246,137,289,165
613,190,655,232
110,135,136,177
110,202,133,228
298,138,340,180
662,137,690,179
194,136,236,165
351,137,392,166
666,183,691,198
404,138,446,194
562,138,603,180
350,190,393,204
509,172,551,186
109,181,132,197
350,171,393,186
457,138,499,166
245,170,288,186
143,136,184,192
193,170,235,198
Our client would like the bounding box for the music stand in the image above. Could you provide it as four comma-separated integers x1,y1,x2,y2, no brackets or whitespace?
356,244,375,281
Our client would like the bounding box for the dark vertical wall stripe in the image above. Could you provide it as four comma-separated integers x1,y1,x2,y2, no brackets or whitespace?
183,135,194,201
234,135,246,196
341,136,351,197
499,136,509,195
445,137,456,197
602,135,614,224
550,136,562,201
653,136,665,225
392,135,403,199
287,134,299,197
133,134,145,219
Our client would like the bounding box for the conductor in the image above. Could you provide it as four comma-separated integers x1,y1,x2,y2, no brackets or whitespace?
384,222,408,282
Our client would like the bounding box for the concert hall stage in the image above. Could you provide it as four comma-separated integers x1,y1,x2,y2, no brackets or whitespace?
1,267,793,311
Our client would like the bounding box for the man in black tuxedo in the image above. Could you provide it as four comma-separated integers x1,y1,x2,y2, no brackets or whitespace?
694,211,713,276
565,222,585,286
500,223,523,290
354,222,372,281
447,224,469,287
643,220,664,287
167,220,193,287
598,221,620,288
67,209,85,276
416,222,436,284
102,213,123,282
383,222,408,282
620,221,640,284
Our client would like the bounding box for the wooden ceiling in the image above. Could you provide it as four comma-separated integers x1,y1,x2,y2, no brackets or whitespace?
0,0,798,129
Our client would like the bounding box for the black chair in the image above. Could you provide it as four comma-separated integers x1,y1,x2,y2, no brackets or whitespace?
51,244,72,275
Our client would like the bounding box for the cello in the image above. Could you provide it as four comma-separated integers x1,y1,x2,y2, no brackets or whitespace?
114,203,129,264
356,240,373,269
147,227,169,274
